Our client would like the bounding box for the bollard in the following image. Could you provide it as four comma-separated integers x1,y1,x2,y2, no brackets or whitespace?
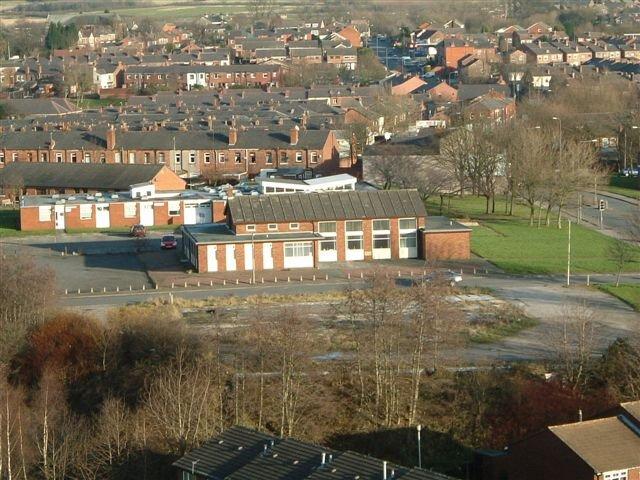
587,274,590,286
360,271,364,279
65,289,68,295
397,271,401,277
77,288,81,294
155,284,158,290
103,287,107,293
142,285,146,291
325,274,329,281
287,276,291,283
184,281,187,288
423,270,426,276
460,268,463,275
116,286,120,292
313,274,316,281
274,277,277,283
171,282,175,289
210,280,213,287
261,277,264,284
197,281,200,287
410,271,413,277
223,279,226,286
348,272,351,280
236,279,239,285
129,285,132,291
91,287,94,293
485,268,489,274
300,276,303,282
473,268,476,275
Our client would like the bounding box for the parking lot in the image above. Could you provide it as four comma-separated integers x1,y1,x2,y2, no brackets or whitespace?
1,231,185,292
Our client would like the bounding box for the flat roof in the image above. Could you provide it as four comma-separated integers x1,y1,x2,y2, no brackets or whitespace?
183,223,323,244
21,190,219,207
424,216,472,233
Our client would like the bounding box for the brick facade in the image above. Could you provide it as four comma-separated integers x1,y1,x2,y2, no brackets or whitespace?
423,230,470,260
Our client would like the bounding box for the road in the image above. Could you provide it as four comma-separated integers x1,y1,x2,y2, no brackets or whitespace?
565,190,639,241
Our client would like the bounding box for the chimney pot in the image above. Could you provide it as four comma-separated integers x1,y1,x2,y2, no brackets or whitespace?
229,126,238,146
106,125,116,150
290,125,299,145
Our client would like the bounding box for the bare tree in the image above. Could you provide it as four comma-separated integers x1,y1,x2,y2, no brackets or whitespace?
608,238,637,287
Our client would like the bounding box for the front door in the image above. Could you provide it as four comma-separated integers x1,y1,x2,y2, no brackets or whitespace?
207,245,218,272
244,243,253,270
95,204,110,228
183,203,197,224
54,205,65,230
139,202,154,226
225,244,236,271
263,242,273,270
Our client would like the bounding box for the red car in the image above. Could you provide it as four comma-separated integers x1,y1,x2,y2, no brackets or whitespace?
160,234,177,249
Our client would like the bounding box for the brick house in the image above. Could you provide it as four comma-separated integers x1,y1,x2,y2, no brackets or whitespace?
181,189,471,273
478,400,640,480
123,64,282,91
325,46,358,70
0,125,343,180
334,25,363,48
554,41,594,65
523,42,563,64
440,39,476,68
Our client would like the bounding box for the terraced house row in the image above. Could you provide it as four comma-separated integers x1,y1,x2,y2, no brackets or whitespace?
0,125,347,180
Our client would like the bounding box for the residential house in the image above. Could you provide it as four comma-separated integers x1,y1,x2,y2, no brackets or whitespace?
505,49,527,64
586,41,623,61
325,46,358,70
554,41,593,66
334,25,363,48
523,42,563,64
458,55,492,81
478,400,640,480
527,21,553,36
440,39,476,68
463,91,516,123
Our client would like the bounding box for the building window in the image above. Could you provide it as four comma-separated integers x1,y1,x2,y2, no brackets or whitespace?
346,220,363,250
218,153,226,163
289,222,299,230
295,151,303,162
80,204,93,220
189,152,196,164
318,221,336,235
249,152,256,164
310,152,318,163
56,153,63,163
40,152,47,162
84,152,91,163
114,152,121,163
175,152,181,164
373,219,390,250
144,152,150,164
70,152,79,163
399,218,416,230
124,203,137,218
204,153,211,164
268,223,278,231
128,152,135,164
158,152,165,164
100,154,106,163
38,206,52,222
266,152,273,164
246,224,256,232
234,152,242,164
604,471,628,480
0,152,4,163
284,241,312,258
168,201,181,216
280,152,288,164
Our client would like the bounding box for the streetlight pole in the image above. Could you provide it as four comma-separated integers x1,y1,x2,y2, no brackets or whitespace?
566,219,571,287
417,425,422,469
251,232,256,285
552,116,562,164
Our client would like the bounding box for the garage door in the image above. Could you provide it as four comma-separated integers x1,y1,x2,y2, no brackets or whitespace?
283,242,314,269
196,202,212,224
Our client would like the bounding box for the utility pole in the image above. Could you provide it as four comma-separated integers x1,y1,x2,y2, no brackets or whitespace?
251,232,256,285
578,194,582,224
566,219,571,287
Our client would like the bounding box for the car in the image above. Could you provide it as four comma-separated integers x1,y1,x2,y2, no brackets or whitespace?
130,224,146,238
396,269,463,288
160,234,177,249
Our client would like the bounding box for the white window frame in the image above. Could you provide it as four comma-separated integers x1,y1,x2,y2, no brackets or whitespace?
268,223,278,231
245,224,256,232
158,152,165,164
204,153,211,164
189,152,196,164
372,219,391,259
168,200,181,216
295,151,303,162
345,220,364,260
175,152,182,164
38,206,52,222
289,222,299,230
604,471,628,480
79,204,93,220
218,153,226,163
124,202,137,218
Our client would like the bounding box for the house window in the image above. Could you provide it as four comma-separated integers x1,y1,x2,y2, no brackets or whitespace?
70,152,79,163
318,221,336,235
114,152,121,163
373,219,390,250
218,153,226,163
249,152,256,164
399,218,416,230
80,204,93,220
289,222,299,230
284,241,312,258
100,154,106,163
168,201,181,216
204,153,211,164
189,152,196,164
55,153,63,163
266,152,273,164
234,152,242,164
310,152,318,163
268,223,278,231
280,152,288,164
295,151,303,162
84,152,91,163
158,152,165,164
346,220,363,250
40,152,47,162
246,224,256,232
604,471,628,480
38,206,52,222
144,152,150,164
128,152,135,164
0,152,4,163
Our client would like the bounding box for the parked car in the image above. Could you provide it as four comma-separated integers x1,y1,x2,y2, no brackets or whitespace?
621,167,639,177
130,224,146,238
160,234,177,249
397,269,463,288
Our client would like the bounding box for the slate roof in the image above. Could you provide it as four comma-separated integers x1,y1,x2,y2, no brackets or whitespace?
227,189,426,224
549,416,640,473
0,162,170,191
456,84,511,102
173,426,459,480
2,98,81,117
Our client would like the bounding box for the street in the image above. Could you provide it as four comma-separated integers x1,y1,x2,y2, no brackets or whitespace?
565,190,639,241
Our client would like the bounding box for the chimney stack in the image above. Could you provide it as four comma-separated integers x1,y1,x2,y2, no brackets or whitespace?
229,126,238,146
106,125,116,150
290,125,299,145
208,115,214,130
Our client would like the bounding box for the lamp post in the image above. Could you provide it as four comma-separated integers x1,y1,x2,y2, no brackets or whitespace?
566,219,571,287
552,116,562,164
417,425,422,469
251,232,256,285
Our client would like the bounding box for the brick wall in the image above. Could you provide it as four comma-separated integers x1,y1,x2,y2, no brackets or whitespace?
20,206,53,231
423,231,470,260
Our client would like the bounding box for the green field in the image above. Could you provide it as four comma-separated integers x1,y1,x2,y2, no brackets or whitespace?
607,175,640,200
598,284,640,311
427,195,640,275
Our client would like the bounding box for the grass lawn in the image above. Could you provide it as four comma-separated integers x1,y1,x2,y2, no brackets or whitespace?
469,316,539,344
598,284,640,311
75,98,126,108
607,175,640,200
427,195,640,275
